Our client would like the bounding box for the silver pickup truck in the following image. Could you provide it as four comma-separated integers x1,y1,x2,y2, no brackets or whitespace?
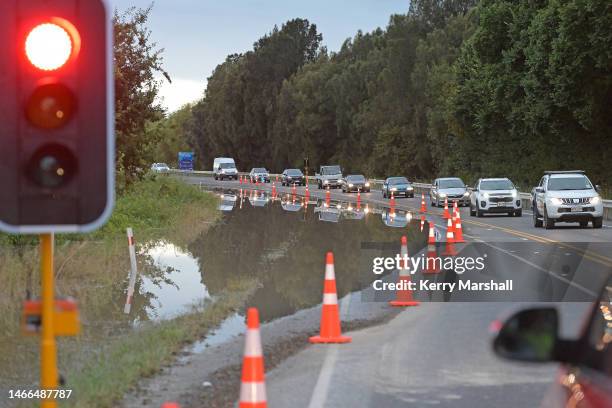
315,165,343,189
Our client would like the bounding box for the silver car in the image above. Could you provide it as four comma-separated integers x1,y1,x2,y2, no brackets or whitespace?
470,178,521,217
532,171,603,229
430,177,470,207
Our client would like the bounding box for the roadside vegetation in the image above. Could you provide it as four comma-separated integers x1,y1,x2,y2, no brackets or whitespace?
152,0,611,193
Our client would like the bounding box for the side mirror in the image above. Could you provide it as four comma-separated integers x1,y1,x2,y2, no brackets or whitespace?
535,187,544,194
492,308,558,362
595,185,601,192
473,188,479,192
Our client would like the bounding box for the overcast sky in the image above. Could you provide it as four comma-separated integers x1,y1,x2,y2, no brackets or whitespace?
109,1,410,112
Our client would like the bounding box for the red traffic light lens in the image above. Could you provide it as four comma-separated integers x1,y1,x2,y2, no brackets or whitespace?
26,83,76,129
24,19,80,71
26,144,78,188
25,23,72,71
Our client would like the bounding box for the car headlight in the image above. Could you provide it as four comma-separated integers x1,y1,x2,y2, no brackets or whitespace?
439,192,446,198
365,182,370,187
590,196,601,205
550,197,563,205
391,187,397,191
512,190,518,198
408,187,414,191
348,183,354,187
323,180,329,184
483,192,489,199
463,191,469,197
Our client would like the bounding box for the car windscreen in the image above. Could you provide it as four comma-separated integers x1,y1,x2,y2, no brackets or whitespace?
220,163,235,169
389,177,408,185
253,168,267,173
286,169,303,176
321,166,341,175
548,176,592,191
347,175,365,182
439,179,464,188
480,180,513,190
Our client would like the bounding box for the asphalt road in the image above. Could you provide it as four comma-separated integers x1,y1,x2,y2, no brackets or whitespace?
175,175,610,407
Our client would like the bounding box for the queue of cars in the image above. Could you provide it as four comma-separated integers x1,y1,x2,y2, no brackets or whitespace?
209,158,606,229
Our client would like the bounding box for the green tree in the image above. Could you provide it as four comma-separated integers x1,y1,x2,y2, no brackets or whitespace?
114,5,170,187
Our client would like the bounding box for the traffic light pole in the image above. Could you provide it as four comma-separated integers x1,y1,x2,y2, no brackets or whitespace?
40,233,58,408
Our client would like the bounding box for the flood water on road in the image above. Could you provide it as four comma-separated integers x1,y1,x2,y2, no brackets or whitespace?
195,187,426,322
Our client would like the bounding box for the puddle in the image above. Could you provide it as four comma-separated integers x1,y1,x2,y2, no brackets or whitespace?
140,241,210,320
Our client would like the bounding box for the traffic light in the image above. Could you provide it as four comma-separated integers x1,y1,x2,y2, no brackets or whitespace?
0,0,114,233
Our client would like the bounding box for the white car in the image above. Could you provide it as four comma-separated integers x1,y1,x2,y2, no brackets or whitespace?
213,157,238,180
532,171,603,229
151,163,170,173
470,178,521,217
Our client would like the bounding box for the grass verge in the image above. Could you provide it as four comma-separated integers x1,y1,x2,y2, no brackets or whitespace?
63,278,258,408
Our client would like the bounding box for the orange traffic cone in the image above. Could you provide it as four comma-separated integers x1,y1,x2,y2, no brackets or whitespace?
310,252,351,344
161,403,180,408
419,193,426,213
357,190,361,206
325,188,330,205
443,218,457,256
239,308,267,408
389,191,396,207
454,211,465,243
239,175,243,184
443,198,451,219
453,200,459,220
292,184,296,195
389,236,419,307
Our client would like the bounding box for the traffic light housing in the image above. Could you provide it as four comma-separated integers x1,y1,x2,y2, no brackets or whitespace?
0,0,114,233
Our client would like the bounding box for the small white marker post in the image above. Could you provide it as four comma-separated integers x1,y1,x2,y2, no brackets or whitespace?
124,227,139,314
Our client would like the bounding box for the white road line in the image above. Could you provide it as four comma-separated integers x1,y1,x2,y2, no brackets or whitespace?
307,293,352,408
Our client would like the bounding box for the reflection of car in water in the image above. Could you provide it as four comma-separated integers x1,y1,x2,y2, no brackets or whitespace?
492,275,612,408
280,196,302,212
381,208,412,227
218,193,237,211
341,203,365,220
314,200,341,222
248,191,270,207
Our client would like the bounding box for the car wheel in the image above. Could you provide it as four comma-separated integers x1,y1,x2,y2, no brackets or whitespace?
593,217,603,229
544,207,555,229
409,194,414,198
515,209,522,217
579,221,588,228
533,205,543,227
470,205,476,217
214,175,218,180
477,210,483,217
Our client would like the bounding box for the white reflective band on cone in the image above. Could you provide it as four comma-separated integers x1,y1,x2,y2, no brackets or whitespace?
324,264,335,280
243,329,263,357
240,381,267,403
323,292,338,305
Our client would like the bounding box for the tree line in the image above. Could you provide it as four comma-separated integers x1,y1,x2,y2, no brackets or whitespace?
155,0,612,190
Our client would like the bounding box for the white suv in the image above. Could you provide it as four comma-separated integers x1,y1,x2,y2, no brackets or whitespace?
470,178,521,217
532,171,603,229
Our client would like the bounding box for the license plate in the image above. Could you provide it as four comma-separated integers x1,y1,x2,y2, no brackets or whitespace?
497,202,505,207
571,207,582,212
